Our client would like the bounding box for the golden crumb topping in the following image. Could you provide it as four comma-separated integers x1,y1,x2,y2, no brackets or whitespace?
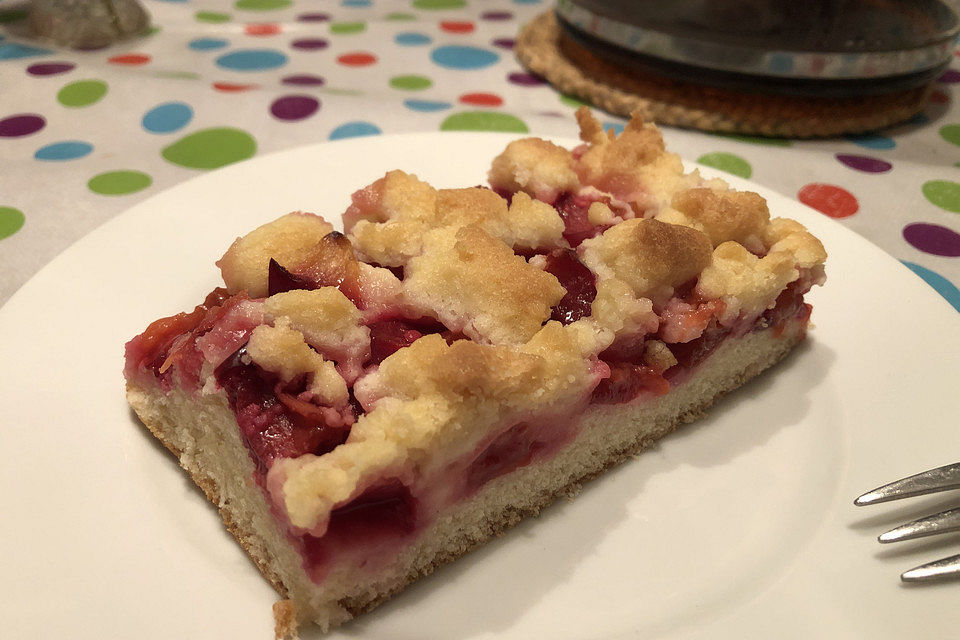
245,318,349,407
488,137,581,202
661,187,770,251
764,218,827,269
696,242,798,322
263,288,370,382
273,321,603,533
580,218,713,302
404,225,566,344
217,212,334,298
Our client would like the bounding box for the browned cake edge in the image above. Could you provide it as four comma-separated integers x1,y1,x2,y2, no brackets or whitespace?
126,321,805,635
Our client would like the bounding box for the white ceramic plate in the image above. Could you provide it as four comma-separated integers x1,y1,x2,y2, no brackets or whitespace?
2,134,958,639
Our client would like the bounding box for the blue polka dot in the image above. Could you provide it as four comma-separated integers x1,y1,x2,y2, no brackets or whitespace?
329,121,381,140
768,53,794,74
602,121,625,136
342,0,371,5
404,99,452,112
845,133,896,150
431,45,499,70
142,102,193,134
512,0,541,4
901,261,960,312
34,141,93,161
216,49,288,71
395,32,431,46
0,43,54,60
189,37,229,51
909,113,931,126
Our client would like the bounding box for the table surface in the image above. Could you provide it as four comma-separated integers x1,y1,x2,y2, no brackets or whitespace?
1,0,959,314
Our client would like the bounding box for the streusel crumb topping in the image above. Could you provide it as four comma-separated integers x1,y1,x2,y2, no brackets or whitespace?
193,108,828,535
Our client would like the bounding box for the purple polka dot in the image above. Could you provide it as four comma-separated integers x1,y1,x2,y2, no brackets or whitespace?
26,62,75,76
835,153,892,173
0,114,45,137
492,37,515,50
297,12,330,22
538,110,566,118
938,69,960,84
482,11,513,21
270,95,320,121
903,223,960,257
291,38,328,51
282,74,325,86
508,71,547,86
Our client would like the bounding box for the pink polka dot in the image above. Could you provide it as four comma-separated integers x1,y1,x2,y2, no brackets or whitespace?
337,52,377,67
798,183,859,218
441,21,474,34
460,92,503,107
108,53,151,65
213,82,259,92
246,23,282,36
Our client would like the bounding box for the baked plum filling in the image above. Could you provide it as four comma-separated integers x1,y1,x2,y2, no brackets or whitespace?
543,249,596,325
215,349,351,476
299,480,419,582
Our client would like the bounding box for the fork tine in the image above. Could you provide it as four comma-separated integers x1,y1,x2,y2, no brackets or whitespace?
878,507,960,543
901,554,960,583
854,462,960,506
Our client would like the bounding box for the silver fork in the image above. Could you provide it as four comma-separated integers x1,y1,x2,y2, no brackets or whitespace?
854,462,960,582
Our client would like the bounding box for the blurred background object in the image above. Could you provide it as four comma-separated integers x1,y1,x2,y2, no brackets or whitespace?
29,0,149,49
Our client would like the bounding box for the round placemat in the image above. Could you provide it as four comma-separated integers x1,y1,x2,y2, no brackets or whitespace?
516,12,932,138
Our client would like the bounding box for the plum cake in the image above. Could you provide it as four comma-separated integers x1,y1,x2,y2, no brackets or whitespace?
124,108,826,635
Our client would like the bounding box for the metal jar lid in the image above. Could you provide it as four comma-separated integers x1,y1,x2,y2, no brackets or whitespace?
556,0,959,82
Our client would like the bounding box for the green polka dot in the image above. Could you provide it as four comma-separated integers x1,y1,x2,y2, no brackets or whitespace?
57,80,108,108
196,11,231,22
385,12,416,21
412,0,465,9
235,0,290,10
922,180,960,213
153,70,201,80
441,112,529,133
323,88,365,96
0,206,25,240
939,124,960,147
88,171,152,196
162,128,257,170
696,152,753,179
559,94,587,108
389,74,432,91
330,22,366,35
714,133,792,147
146,25,160,36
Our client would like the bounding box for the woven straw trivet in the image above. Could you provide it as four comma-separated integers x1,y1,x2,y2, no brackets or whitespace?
516,12,931,138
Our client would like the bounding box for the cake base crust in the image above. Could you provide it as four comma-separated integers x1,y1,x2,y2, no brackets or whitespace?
126,321,804,633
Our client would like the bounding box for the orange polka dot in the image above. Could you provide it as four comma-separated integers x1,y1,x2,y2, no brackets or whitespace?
245,23,282,36
108,53,151,65
797,183,859,218
213,82,260,92
459,92,503,107
440,21,475,34
337,52,377,67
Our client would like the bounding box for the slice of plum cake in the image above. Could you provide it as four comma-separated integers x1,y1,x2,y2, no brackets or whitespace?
124,108,825,635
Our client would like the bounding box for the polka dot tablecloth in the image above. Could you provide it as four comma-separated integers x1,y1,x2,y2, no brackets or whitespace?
1,0,959,314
